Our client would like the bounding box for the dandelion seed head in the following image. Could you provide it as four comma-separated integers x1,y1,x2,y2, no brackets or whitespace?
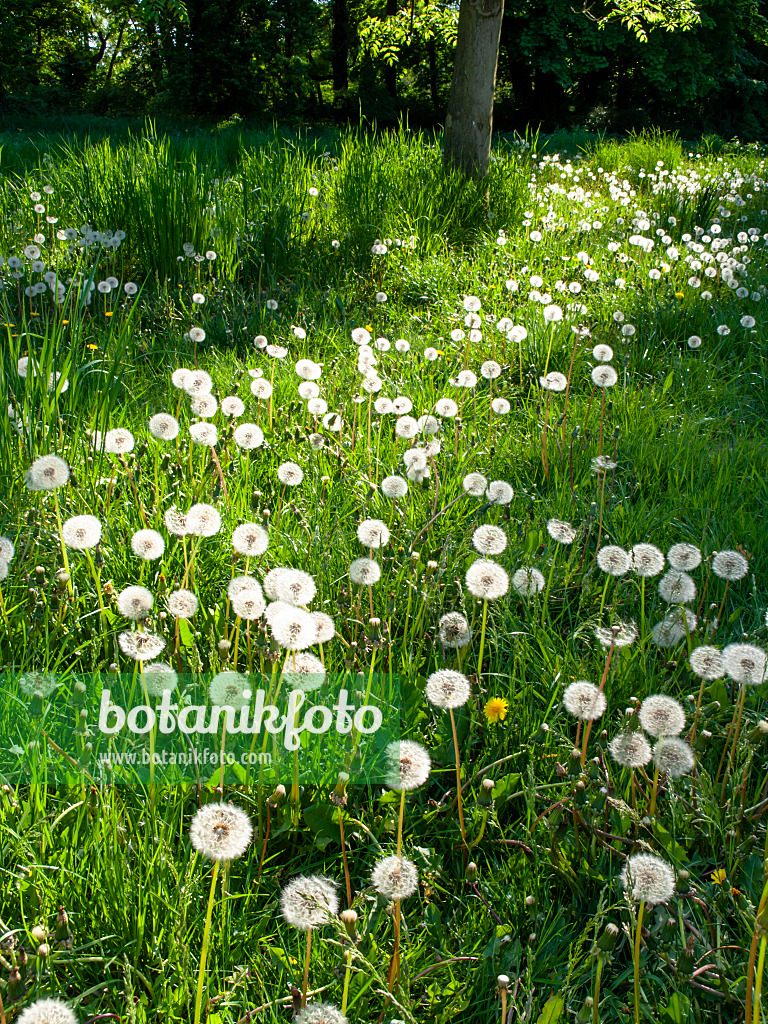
357,519,390,549
233,423,265,449
395,415,419,439
597,545,631,576
250,378,273,399
25,455,70,491
540,371,567,392
712,549,749,581
547,519,576,544
117,585,154,620
231,589,266,620
372,855,419,900
658,570,696,604
667,542,702,571
392,397,413,415
209,672,251,708
183,370,213,396
438,612,471,649
280,875,339,931
463,472,488,497
186,503,222,537
381,475,409,498
62,515,102,550
722,643,767,685
142,662,178,698
434,398,458,418
149,412,180,440
232,523,269,557
467,559,510,599
263,568,291,601
190,802,253,862
638,695,686,738
425,669,471,710
349,557,381,586
631,543,665,577
189,421,218,445
688,645,724,680
118,630,165,661
277,462,304,486
274,569,317,607
591,365,618,388
164,506,189,537
486,480,514,505
190,394,218,418
511,566,544,598
270,605,318,650
131,529,165,561
653,737,695,778
385,739,431,791
593,344,614,362
294,1002,348,1024
16,997,78,1024
282,652,326,692
563,681,606,721
167,589,198,619
312,611,336,643
472,525,507,555
621,853,675,906
651,607,697,648
17,672,58,698
608,730,652,768
228,575,263,601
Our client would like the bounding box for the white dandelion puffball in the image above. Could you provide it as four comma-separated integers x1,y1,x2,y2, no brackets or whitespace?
307,399,327,418
104,428,135,454
231,590,266,621
608,730,652,768
651,608,696,649
438,612,472,649
667,542,702,571
209,671,251,708
593,344,613,362
472,525,507,556
62,515,102,550
234,423,265,449
638,695,686,738
425,669,471,709
372,855,419,900
142,662,178,698
385,739,431,790
658,570,696,605
270,605,318,650
467,559,510,600
0,558,7,581
621,853,675,906
0,536,14,563
653,737,695,778
540,371,567,392
381,475,408,498
167,589,198,619
232,522,269,557
228,575,263,601
435,397,459,418
221,396,245,418
183,370,213,396
511,566,544,598
277,462,304,486
357,519,390,549
591,365,618,388
395,415,419,439
250,378,273,399
190,802,253,862
688,645,724,680
312,611,336,643
547,519,576,544
16,997,78,1024
131,529,165,561
118,630,166,662
631,543,665,577
189,422,218,446
492,398,511,415
392,396,413,414
117,585,154,620
463,472,489,497
280,875,339,931
25,454,70,491
722,643,767,685
273,568,317,606
165,507,189,537
300,381,321,400
263,567,291,601
18,671,58,698
295,359,322,381
712,549,749,581
282,652,326,693
487,480,514,505
294,1004,348,1024
349,557,381,586
172,368,191,390
149,413,180,440
543,303,563,323
563,681,606,721
186,503,222,537
597,545,631,576
190,394,218,418
481,359,502,379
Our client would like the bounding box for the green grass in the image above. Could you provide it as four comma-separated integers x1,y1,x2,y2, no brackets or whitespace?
1,125,768,1024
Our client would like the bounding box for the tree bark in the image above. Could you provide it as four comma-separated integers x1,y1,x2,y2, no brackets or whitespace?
331,0,349,99
443,0,505,179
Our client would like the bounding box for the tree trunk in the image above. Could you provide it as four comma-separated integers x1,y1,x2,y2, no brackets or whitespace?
443,0,505,179
331,0,349,99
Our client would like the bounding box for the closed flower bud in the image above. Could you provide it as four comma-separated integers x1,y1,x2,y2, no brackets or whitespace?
30,925,47,944
748,721,768,746
466,861,478,881
574,780,587,806
341,908,358,939
692,730,711,754
55,907,70,943
479,778,495,807
8,966,24,1001
568,748,582,777
596,922,619,953
496,975,510,991
37,943,50,958
525,895,536,910
675,870,691,895
576,996,594,1023
269,784,286,807
73,680,87,705
533,722,550,744
677,937,695,975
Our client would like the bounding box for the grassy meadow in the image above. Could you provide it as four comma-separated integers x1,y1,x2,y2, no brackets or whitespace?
1,124,768,1024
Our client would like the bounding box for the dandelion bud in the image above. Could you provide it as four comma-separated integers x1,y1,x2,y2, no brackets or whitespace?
676,870,691,895
525,895,536,909
8,966,24,1001
425,560,438,576
691,730,711,753
55,569,70,591
677,936,695,975
55,906,70,943
37,942,50,958
269,784,286,807
661,916,677,942
35,565,46,578
576,996,594,1023
748,721,768,745
527,932,537,944
30,924,47,944
341,908,359,939
592,787,607,813
217,639,231,654
496,975,510,990
587,760,601,781
533,723,550,744
574,780,587,807
410,550,420,565
30,691,45,719
596,922,619,953
73,680,87,705
331,772,349,807
568,748,582,777
74,708,88,735
367,618,381,642
466,861,478,881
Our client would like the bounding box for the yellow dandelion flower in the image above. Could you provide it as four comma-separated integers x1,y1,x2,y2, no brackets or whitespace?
675,292,684,299
484,697,509,724
710,868,727,885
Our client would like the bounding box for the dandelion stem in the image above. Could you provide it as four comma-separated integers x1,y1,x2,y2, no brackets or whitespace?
592,956,603,1024
541,545,559,627
301,928,312,1008
500,985,507,1024
633,901,645,1024
449,707,467,848
476,599,489,678
581,641,615,766
341,948,353,1017
719,682,748,801
755,934,767,1024
193,858,221,1024
52,489,73,599
647,765,661,817
339,805,352,906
